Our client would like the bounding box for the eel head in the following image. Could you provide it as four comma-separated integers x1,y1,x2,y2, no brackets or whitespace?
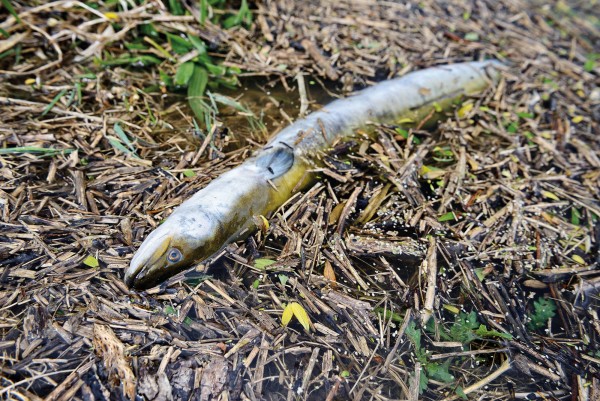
125,209,220,290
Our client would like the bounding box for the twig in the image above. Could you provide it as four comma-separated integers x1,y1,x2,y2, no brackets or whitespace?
441,358,512,401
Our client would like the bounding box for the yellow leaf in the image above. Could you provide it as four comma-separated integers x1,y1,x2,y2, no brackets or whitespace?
541,190,560,201
25,78,36,85
443,304,460,314
290,302,311,331
104,12,119,20
252,215,269,234
457,102,474,118
281,303,294,327
396,118,414,124
572,116,583,123
467,157,479,170
572,255,585,265
420,165,446,180
83,255,99,268
282,302,311,331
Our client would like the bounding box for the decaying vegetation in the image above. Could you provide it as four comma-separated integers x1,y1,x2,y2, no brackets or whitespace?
0,0,599,400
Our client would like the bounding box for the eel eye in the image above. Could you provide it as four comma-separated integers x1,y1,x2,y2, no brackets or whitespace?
167,248,183,264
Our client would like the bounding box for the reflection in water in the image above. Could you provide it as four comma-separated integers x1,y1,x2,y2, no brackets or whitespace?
162,76,335,151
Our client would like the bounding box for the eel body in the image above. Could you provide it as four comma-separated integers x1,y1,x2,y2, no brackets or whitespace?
125,60,502,289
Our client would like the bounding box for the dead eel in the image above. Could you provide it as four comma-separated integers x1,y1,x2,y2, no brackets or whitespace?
125,60,503,289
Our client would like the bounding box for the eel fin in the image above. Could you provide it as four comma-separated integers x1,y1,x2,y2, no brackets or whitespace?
255,145,294,179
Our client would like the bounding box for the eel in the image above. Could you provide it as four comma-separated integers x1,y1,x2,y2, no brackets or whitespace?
125,60,502,289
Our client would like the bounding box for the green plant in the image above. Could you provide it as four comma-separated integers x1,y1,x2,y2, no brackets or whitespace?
406,321,454,394
439,311,512,344
404,312,512,394
527,297,557,330
96,0,251,123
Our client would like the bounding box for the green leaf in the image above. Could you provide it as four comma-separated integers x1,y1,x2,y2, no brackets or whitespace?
187,65,208,122
278,274,289,286
175,62,195,86
506,121,519,133
584,59,596,72
517,112,534,119
438,212,457,222
0,47,16,60
475,324,513,340
107,134,139,158
113,123,137,153
222,0,252,28
417,370,429,394
405,321,422,353
340,370,350,378
140,23,159,37
474,268,486,281
124,41,148,51
204,62,227,76
584,54,598,72
528,297,556,330
83,255,99,268
164,305,177,315
182,169,196,178
464,32,479,41
1,0,21,23
159,70,173,88
168,0,185,16
456,386,467,400
41,89,67,117
0,146,73,156
445,311,479,343
426,361,454,383
252,279,260,289
199,0,209,24
99,54,162,67
395,128,408,138
571,207,581,225
254,258,276,269
374,307,405,323
167,33,193,54
188,36,207,55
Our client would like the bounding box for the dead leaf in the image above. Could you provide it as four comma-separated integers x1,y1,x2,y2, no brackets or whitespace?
200,357,229,401
323,260,337,286
93,324,136,400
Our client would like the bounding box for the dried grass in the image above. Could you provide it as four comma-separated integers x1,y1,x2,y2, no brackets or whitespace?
1,0,599,400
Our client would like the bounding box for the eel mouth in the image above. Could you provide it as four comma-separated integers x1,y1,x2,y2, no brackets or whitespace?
125,232,172,289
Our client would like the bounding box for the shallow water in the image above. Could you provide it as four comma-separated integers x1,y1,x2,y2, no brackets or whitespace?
164,76,336,149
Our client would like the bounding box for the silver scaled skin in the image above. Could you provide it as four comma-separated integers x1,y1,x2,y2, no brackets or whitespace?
125,60,502,289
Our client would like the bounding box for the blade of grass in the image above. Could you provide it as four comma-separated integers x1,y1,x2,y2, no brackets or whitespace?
113,123,138,154
188,65,208,122
41,89,67,117
209,92,266,134
1,0,21,23
143,36,175,62
98,55,162,67
106,136,139,158
175,62,195,86
188,36,207,56
0,146,73,155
